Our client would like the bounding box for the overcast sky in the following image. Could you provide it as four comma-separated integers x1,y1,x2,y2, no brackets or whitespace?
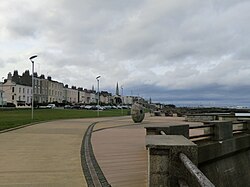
1,0,250,106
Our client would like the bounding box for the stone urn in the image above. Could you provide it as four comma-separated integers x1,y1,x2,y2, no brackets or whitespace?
131,103,145,123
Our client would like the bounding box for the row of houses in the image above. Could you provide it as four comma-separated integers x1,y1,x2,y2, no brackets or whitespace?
0,70,138,107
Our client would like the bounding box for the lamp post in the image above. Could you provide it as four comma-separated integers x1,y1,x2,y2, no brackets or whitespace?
96,75,101,117
1,77,4,108
121,86,123,115
29,55,37,120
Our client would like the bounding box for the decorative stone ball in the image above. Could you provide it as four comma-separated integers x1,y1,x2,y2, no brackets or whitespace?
131,103,145,123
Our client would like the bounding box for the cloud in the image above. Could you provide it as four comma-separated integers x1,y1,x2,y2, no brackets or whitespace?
1,0,250,106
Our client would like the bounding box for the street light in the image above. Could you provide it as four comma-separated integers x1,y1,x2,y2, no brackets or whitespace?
96,75,101,117
121,86,123,115
1,77,4,108
29,55,37,120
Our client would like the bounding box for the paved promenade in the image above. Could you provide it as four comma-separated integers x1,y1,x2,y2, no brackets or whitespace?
0,118,97,187
0,115,202,187
92,115,202,187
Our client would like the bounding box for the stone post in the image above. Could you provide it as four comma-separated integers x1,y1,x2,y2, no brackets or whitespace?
146,135,198,187
208,121,233,141
166,125,189,138
243,120,250,134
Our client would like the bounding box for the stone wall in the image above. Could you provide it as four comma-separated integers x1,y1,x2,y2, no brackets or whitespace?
185,114,217,122
199,149,250,187
145,121,250,187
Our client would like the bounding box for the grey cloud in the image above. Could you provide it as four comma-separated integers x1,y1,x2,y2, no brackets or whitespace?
1,0,250,106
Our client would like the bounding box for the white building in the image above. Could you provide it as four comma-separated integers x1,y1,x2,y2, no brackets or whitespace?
63,86,78,104
0,89,6,106
3,75,32,106
122,96,134,105
47,77,64,103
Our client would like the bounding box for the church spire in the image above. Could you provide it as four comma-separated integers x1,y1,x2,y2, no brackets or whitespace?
116,82,120,96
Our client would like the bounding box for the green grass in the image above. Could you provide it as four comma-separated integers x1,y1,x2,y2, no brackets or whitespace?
0,108,130,131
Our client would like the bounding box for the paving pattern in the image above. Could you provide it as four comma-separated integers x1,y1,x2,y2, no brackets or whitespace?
0,115,202,187
92,116,202,187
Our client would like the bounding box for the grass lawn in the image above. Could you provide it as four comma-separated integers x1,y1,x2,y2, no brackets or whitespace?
0,108,130,131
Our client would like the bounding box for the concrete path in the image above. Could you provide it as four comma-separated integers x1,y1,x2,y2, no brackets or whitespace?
0,118,98,187
0,115,202,187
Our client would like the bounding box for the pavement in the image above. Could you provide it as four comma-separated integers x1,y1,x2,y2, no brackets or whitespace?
0,114,202,187
0,118,97,187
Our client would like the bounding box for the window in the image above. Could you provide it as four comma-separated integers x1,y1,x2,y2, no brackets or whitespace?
23,88,25,93
19,88,21,93
12,87,14,93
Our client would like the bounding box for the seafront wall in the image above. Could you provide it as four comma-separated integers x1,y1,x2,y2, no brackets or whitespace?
199,148,250,187
145,120,250,187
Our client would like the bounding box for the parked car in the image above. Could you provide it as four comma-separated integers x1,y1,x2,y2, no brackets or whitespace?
72,105,81,109
96,105,104,110
103,105,112,110
80,105,86,109
46,104,56,109
84,105,93,110
64,105,72,109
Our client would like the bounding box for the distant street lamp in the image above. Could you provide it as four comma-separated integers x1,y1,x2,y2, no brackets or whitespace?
29,55,38,120
96,75,101,117
121,86,123,115
1,77,4,108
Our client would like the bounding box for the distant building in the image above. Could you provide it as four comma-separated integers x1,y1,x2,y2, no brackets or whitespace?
33,73,49,104
63,85,78,104
2,70,146,107
0,87,6,106
122,96,133,105
113,82,122,104
100,91,112,104
82,89,96,104
47,76,64,103
3,72,32,106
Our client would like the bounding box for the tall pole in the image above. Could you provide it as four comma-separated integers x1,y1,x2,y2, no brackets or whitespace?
121,86,123,115
29,55,37,120
32,61,34,120
1,77,4,108
96,76,101,117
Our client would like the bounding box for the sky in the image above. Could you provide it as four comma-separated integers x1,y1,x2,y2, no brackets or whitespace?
1,0,250,107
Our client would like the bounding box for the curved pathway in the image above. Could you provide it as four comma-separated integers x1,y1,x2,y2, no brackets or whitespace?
0,118,98,187
0,115,202,187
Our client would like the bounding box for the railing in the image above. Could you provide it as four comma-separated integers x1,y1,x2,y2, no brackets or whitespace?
232,121,248,134
179,153,215,187
160,130,215,187
189,121,249,141
189,124,214,140
146,120,250,186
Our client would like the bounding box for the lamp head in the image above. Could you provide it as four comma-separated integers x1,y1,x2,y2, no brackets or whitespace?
29,55,38,60
96,75,101,79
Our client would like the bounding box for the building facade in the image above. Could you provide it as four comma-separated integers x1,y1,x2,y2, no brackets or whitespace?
1,70,140,107
33,74,48,104
3,75,32,106
47,77,64,103
63,85,78,104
